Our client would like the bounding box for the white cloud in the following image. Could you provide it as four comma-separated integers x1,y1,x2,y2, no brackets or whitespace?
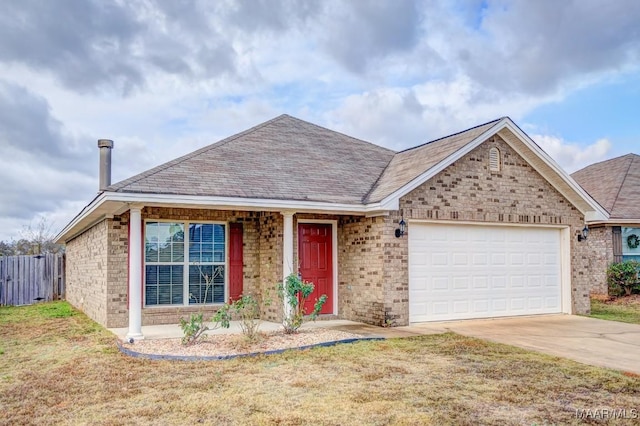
328,76,559,150
531,134,612,173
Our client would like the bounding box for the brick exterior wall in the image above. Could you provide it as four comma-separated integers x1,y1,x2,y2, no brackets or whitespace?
584,226,613,295
106,214,129,327
65,220,109,326
67,135,594,329
259,213,283,322
338,216,386,324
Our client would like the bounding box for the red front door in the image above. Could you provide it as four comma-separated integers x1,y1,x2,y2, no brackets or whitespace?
298,223,333,315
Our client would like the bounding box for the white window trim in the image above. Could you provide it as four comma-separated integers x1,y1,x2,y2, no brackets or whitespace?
143,219,229,308
297,219,339,316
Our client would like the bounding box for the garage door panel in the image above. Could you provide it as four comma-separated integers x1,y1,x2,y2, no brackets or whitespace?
473,299,489,312
409,223,563,322
452,277,469,290
432,276,449,291
472,276,488,289
452,252,468,265
510,298,526,310
492,299,507,312
544,296,559,308
432,301,448,315
511,275,525,287
491,276,507,289
528,297,542,309
472,253,487,265
432,253,448,265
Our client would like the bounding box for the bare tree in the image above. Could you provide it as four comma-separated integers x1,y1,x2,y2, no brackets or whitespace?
18,216,63,255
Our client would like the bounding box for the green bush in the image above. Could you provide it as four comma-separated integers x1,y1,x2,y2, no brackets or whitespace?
607,260,640,297
179,307,231,346
278,273,327,334
229,294,269,341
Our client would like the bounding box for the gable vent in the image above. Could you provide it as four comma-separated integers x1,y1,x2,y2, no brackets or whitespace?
489,147,501,172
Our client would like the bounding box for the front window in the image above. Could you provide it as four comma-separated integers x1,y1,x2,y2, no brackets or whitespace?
145,221,226,306
622,227,640,262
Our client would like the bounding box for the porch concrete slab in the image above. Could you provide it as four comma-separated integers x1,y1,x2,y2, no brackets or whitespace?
108,319,431,341
407,314,640,374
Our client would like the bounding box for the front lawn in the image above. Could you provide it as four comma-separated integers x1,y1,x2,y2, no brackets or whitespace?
2,302,639,425
590,295,640,325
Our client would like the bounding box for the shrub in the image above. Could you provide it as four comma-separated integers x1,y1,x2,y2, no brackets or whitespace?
179,294,269,346
179,306,231,346
278,273,327,334
229,294,268,342
607,260,640,297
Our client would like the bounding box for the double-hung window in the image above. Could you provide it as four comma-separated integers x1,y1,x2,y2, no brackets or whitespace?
144,221,226,306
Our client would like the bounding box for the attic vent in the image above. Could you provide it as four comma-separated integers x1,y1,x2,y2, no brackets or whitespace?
489,147,501,172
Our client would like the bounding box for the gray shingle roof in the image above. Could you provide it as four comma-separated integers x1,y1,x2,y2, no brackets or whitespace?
109,115,394,204
109,114,503,205
571,153,640,220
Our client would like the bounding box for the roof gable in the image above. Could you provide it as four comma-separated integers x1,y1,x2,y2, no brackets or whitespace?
572,153,640,220
365,119,501,203
109,115,395,204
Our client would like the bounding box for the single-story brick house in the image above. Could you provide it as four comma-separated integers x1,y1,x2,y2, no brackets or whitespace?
571,153,640,294
56,115,608,339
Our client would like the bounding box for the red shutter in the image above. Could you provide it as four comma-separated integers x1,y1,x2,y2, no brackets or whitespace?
229,223,244,303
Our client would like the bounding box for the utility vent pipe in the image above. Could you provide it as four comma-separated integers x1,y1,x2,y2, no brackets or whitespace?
98,139,114,191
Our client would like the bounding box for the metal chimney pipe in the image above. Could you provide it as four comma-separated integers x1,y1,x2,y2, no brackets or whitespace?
97,139,114,191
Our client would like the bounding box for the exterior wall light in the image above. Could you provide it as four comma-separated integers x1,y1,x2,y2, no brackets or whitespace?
395,218,406,238
577,225,589,242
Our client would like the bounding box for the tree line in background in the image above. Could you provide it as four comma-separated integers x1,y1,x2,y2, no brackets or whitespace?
0,217,63,256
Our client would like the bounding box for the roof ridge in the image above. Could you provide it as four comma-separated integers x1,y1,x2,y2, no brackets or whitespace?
108,114,291,191
288,115,396,154
573,152,638,174
361,156,395,203
608,154,636,216
395,117,504,155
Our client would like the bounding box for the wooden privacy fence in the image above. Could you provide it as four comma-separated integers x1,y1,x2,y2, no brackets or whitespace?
0,253,65,306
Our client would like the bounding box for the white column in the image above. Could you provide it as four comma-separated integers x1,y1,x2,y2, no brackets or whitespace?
126,206,144,340
282,211,295,322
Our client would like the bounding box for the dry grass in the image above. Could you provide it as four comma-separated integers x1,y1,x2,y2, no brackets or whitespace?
2,302,640,425
590,295,640,324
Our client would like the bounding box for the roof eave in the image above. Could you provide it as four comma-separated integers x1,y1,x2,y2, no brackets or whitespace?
586,218,640,226
56,192,393,243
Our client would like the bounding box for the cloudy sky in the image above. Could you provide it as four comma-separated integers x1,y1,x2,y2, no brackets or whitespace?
1,0,639,242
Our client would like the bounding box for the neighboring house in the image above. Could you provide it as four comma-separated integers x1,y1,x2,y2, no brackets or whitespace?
571,154,640,294
56,115,607,339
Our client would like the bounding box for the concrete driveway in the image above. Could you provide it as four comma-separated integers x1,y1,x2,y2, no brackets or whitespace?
406,315,640,374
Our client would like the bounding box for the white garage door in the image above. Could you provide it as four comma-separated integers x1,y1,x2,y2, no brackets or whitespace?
409,223,563,322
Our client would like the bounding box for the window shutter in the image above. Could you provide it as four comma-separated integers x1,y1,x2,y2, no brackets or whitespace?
228,223,244,303
613,226,622,263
